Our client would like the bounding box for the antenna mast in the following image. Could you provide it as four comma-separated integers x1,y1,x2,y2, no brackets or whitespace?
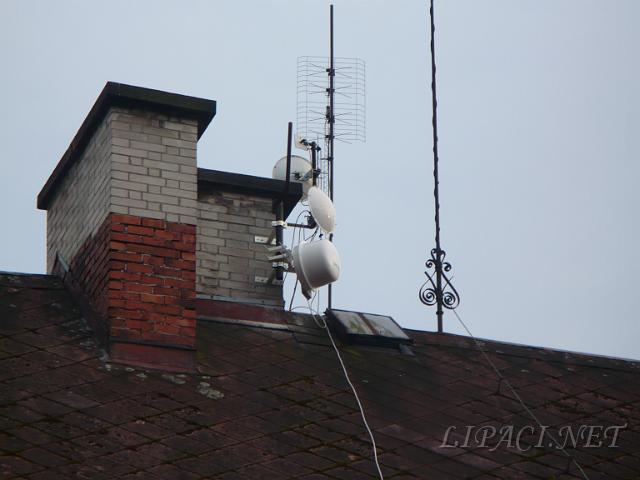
295,5,365,312
327,4,335,309
419,0,460,332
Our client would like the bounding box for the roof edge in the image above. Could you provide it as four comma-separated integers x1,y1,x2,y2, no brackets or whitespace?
408,330,640,371
37,82,217,210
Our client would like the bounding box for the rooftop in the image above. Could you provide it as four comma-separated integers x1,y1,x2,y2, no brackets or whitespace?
1,272,639,479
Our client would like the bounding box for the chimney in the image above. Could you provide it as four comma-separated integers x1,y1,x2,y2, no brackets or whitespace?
38,82,302,371
38,82,216,371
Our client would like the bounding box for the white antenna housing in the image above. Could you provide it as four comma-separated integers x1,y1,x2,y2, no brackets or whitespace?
272,155,313,198
292,239,341,299
307,186,336,233
295,134,308,150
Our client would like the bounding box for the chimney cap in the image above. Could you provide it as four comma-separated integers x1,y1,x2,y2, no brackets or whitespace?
37,82,217,210
197,168,303,219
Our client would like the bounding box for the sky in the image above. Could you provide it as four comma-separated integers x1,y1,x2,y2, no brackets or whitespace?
1,0,638,360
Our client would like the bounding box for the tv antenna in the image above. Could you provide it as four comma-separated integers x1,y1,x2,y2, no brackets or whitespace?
296,4,366,309
418,0,460,332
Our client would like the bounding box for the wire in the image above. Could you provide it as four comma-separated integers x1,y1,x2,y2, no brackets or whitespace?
450,309,590,480
288,279,299,311
305,299,384,480
303,226,319,242
290,290,319,315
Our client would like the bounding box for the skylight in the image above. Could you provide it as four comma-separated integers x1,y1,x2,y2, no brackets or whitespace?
326,309,412,348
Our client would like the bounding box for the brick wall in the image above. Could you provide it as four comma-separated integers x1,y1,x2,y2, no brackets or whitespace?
46,117,111,271
68,215,111,325
46,107,199,272
197,190,283,307
108,214,196,347
109,107,198,224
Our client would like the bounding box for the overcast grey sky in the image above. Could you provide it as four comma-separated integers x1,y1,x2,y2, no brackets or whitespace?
1,1,638,360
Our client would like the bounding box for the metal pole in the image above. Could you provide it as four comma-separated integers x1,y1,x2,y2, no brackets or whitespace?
285,122,293,193
429,0,444,332
327,3,335,310
310,143,317,187
276,122,293,283
329,4,335,204
418,0,460,329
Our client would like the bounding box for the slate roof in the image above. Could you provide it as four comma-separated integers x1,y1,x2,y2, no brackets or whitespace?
1,272,640,479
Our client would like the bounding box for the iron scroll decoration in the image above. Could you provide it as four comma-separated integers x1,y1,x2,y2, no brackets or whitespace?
419,248,460,310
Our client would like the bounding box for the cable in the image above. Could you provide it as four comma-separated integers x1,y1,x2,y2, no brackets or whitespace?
288,279,299,311
305,299,384,480
303,226,319,242
451,309,590,480
291,291,318,315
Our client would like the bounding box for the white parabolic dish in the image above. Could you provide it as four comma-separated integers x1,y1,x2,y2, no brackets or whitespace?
292,239,341,299
272,155,312,198
307,186,336,233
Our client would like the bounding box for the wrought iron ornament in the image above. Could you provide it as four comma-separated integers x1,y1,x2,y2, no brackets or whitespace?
419,0,460,332
419,248,460,310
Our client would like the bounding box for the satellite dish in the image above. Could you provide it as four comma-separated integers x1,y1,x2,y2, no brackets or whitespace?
292,239,341,299
272,155,312,198
307,186,336,233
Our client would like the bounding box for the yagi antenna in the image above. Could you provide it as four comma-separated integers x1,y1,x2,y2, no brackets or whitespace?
296,4,365,309
296,56,366,147
267,5,363,309
296,55,366,198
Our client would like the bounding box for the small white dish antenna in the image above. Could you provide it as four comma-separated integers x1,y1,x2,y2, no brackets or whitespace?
272,155,313,198
295,134,308,150
307,186,336,233
292,239,341,299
